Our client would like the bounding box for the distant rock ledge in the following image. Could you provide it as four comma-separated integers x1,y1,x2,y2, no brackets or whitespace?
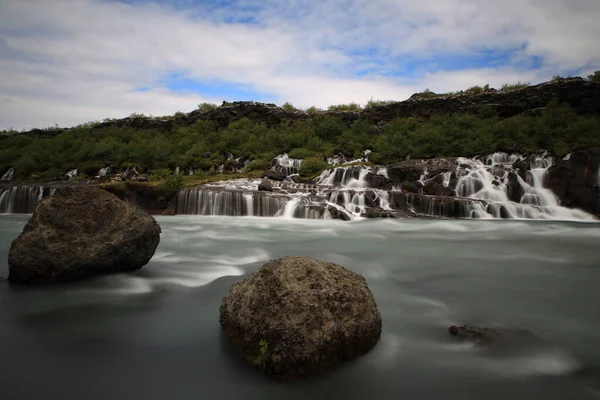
4,77,599,141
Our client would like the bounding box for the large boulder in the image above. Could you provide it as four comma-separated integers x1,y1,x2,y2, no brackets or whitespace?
547,147,600,216
8,187,161,284
257,179,273,192
219,256,382,380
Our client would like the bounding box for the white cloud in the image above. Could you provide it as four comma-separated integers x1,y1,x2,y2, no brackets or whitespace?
0,0,599,130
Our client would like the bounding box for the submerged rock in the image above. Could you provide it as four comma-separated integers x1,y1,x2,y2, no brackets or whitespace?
219,256,382,380
448,325,537,346
8,187,161,284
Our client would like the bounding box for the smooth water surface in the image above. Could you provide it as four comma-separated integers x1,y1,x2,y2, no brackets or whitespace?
1,215,599,399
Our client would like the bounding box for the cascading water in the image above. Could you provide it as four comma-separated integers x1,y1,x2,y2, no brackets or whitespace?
453,153,594,220
1,168,15,181
0,186,51,214
271,154,303,177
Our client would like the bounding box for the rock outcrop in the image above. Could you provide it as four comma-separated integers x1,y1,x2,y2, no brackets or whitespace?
8,187,161,283
388,158,456,185
4,78,599,142
219,256,382,380
547,147,600,216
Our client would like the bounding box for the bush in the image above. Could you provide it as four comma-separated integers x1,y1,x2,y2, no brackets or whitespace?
157,175,183,201
198,102,217,112
288,148,313,159
281,102,297,111
588,70,600,82
305,106,321,113
365,98,397,108
328,102,362,111
500,81,530,92
298,157,329,178
245,159,270,171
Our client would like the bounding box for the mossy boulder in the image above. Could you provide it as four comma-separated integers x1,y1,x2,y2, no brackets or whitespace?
219,256,382,380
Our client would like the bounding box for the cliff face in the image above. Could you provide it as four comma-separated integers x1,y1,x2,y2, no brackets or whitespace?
4,77,599,140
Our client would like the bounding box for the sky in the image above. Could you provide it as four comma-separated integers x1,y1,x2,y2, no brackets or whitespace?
0,0,599,130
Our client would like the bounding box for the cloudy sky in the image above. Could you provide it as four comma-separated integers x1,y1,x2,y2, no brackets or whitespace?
1,0,599,130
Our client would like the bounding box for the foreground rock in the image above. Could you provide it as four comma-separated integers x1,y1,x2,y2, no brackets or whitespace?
219,256,382,380
8,187,161,283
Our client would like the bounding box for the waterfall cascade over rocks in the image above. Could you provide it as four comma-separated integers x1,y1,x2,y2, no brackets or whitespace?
1,151,598,221
1,168,15,181
174,151,597,221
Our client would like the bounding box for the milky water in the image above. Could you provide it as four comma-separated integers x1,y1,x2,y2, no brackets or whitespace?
1,215,600,400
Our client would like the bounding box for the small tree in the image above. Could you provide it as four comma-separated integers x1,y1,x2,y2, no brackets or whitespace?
588,70,600,82
281,102,297,111
305,106,321,113
198,102,217,112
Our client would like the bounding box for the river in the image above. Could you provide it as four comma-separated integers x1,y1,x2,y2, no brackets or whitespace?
1,215,599,399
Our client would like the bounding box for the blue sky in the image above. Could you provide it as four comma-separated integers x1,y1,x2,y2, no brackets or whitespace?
0,0,599,130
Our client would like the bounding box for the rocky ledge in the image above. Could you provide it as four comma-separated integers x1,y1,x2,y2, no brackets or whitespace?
3,78,599,141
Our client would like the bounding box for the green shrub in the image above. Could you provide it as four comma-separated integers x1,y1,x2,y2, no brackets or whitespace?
298,157,329,178
288,148,313,159
305,106,321,113
198,102,217,112
245,159,270,171
465,85,484,94
157,175,183,201
500,81,530,92
328,102,362,111
281,102,297,111
588,70,600,82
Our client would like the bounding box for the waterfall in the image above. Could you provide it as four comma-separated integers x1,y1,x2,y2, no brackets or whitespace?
452,155,594,220
271,154,303,177
66,169,78,180
176,188,289,217
97,167,111,178
1,168,15,181
0,186,49,214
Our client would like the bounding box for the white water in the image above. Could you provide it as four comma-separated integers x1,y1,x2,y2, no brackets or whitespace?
271,153,303,176
1,168,15,181
453,153,594,221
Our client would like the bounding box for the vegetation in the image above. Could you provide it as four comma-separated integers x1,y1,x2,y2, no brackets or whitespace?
298,157,329,178
500,81,530,92
281,102,297,111
2,75,600,184
328,102,363,111
198,102,217,112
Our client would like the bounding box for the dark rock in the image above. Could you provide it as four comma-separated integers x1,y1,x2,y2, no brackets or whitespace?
506,172,525,203
365,173,392,189
400,181,423,193
423,180,455,196
389,192,487,218
258,179,273,192
547,147,600,216
8,187,161,283
388,158,456,185
261,170,285,181
448,325,538,347
219,256,382,380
